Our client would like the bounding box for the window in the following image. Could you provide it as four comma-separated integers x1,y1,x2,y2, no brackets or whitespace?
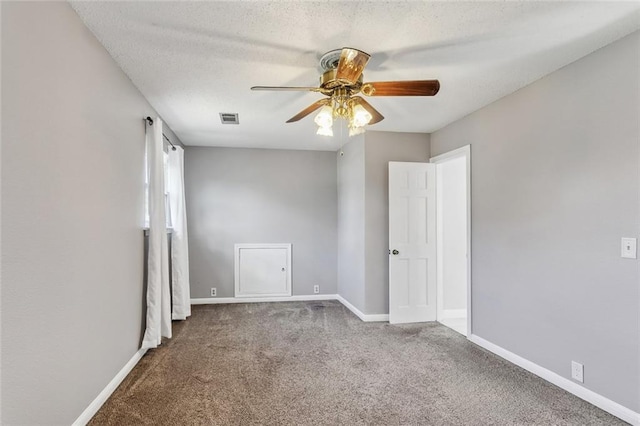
144,148,172,229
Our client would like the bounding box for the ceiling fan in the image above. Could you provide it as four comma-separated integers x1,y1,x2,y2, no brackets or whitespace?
251,47,440,136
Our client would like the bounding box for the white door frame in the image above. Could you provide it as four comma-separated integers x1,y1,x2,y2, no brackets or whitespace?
430,145,472,336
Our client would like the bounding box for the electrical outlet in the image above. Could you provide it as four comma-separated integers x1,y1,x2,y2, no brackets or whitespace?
210,287,217,297
571,361,584,383
313,285,320,294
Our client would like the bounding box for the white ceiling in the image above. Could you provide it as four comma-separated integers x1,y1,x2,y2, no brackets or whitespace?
70,1,640,151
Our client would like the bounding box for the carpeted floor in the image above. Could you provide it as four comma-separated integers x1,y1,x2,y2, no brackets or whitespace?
90,301,625,425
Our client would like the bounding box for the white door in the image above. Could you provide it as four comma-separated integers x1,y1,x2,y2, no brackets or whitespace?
389,162,437,324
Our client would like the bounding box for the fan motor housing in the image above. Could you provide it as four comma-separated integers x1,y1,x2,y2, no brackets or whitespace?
320,69,363,93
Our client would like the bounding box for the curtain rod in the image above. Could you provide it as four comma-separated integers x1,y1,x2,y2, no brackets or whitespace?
145,117,177,151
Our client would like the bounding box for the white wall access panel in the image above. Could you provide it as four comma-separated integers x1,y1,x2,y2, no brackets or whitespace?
234,244,292,297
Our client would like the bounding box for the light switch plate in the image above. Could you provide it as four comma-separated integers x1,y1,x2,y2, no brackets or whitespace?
621,238,637,259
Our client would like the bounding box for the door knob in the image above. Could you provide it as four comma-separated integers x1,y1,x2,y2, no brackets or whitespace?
392,249,399,255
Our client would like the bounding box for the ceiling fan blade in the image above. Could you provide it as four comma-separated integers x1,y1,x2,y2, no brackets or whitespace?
351,96,384,124
335,47,371,84
251,86,322,92
361,80,440,96
286,99,330,123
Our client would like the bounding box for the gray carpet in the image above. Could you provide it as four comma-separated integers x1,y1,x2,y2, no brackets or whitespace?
90,301,625,425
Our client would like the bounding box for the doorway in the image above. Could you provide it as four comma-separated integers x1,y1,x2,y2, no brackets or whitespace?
431,146,471,336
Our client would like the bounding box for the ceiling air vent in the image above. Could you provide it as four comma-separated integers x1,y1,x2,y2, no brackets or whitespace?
219,113,239,125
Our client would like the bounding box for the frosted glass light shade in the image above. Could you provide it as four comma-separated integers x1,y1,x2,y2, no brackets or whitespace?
314,106,333,128
351,104,372,128
349,126,365,137
316,126,333,137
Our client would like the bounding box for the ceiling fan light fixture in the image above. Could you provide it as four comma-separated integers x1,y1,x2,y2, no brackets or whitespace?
314,105,334,128
348,126,365,137
351,104,373,128
316,126,333,137
252,47,439,135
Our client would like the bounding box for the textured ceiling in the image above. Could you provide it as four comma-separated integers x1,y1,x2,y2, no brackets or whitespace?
70,1,640,151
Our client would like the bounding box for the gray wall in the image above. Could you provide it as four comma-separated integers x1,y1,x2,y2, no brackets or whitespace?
431,31,639,412
1,2,182,424
185,147,337,298
337,136,366,312
364,131,430,315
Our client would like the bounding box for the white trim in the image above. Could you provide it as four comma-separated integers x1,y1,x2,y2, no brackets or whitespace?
335,295,389,322
435,162,446,324
430,145,471,163
469,334,640,426
431,144,472,336
72,348,148,426
439,308,466,319
234,243,292,298
191,294,338,305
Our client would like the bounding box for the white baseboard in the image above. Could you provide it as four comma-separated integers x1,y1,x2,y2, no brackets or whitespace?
72,347,148,426
469,334,639,426
335,295,389,322
191,294,339,305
